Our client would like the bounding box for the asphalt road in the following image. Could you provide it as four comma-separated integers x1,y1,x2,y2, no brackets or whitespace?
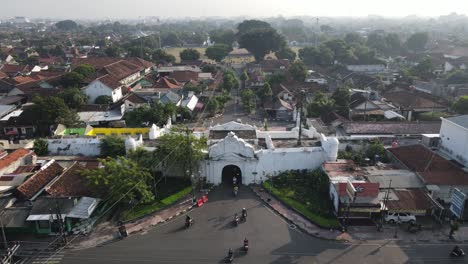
61,186,468,264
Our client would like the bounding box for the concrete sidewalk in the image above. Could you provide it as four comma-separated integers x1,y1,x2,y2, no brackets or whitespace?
251,185,468,243
71,196,195,249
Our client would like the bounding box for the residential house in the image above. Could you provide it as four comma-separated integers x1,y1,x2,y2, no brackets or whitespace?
346,64,386,73
15,160,64,200
181,94,199,112
118,92,149,112
153,77,183,90
0,148,36,175
0,64,32,77
382,89,449,121
0,105,38,138
159,91,182,106
439,115,468,167
168,71,199,84
77,104,123,126
349,92,401,120
388,144,468,204
84,74,123,104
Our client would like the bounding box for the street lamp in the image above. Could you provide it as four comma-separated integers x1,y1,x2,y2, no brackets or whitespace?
187,170,196,204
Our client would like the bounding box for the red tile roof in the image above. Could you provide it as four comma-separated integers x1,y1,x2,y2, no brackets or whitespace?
103,60,143,81
0,64,30,75
154,77,182,89
127,57,155,69
96,74,121,90
71,57,122,70
386,189,434,212
168,71,199,83
45,162,93,197
0,149,33,171
342,121,441,135
388,145,468,185
16,161,64,199
323,160,362,178
383,90,448,110
337,182,380,197
12,165,40,174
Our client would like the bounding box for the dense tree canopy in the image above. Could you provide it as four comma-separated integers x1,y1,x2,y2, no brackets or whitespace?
411,58,434,80
210,29,236,45
238,28,286,61
73,64,95,78
60,72,84,88
95,95,113,105
33,138,48,156
240,89,255,113
289,61,307,82
180,48,201,61
406,32,429,52
152,49,176,63
453,96,468,114
237,20,272,36
299,45,334,66
221,70,239,92
205,44,232,62
82,157,154,204
307,92,335,117
124,102,176,127
29,96,79,135
105,46,122,57
55,20,78,31
58,88,87,109
276,47,296,61
100,135,126,158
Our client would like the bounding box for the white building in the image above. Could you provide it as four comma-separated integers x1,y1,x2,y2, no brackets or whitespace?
439,115,468,167
84,75,123,104
346,64,386,73
198,121,339,185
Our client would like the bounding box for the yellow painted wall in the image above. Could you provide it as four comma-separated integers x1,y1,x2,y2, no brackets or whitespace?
86,127,150,136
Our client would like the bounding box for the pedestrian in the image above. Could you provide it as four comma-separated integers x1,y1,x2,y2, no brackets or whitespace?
233,176,237,186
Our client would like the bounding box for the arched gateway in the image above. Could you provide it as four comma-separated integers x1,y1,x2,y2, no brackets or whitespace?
222,165,242,185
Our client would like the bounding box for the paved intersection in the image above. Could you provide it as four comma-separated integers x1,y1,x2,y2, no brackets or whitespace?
61,186,467,264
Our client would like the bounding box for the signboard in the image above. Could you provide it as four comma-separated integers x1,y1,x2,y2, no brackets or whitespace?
450,188,466,219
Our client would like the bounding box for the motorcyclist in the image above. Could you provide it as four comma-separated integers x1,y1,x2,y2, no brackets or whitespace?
234,185,239,195
186,215,192,225
242,208,247,218
228,248,233,257
452,245,465,256
244,238,249,246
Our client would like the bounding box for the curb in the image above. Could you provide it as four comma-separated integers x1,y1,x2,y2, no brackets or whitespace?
250,186,346,242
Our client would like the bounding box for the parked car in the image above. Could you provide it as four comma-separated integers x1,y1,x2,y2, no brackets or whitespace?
385,212,416,224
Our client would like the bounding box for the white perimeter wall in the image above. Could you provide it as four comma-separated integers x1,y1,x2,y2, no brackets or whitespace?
440,119,468,166
48,138,101,156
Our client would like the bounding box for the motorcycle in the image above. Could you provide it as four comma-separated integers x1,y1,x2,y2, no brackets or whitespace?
233,187,238,197
185,218,194,228
243,240,249,252
451,247,465,257
241,209,247,222
226,249,234,263
234,214,240,226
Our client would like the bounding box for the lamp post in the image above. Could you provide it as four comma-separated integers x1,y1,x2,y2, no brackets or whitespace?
187,170,196,204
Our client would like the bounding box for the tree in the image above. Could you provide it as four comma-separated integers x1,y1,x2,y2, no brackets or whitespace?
240,70,249,89
345,32,365,46
385,33,402,55
332,87,351,116
299,45,333,66
240,89,255,113
58,88,87,109
307,92,335,117
453,96,468,114
155,132,206,177
95,95,113,105
258,82,273,103
276,47,296,61
202,64,217,74
162,32,182,47
180,48,201,61
238,28,286,61
324,39,351,62
205,44,232,62
73,64,95,78
446,70,468,84
29,96,79,135
406,32,429,52
127,147,158,170
411,58,434,80
81,157,154,204
237,20,272,36
268,73,286,86
100,135,126,158
221,71,239,92
105,46,122,57
206,99,219,116
210,29,236,45
289,61,307,82
33,138,48,156
55,20,78,31
60,72,84,88
367,32,388,53
152,49,176,64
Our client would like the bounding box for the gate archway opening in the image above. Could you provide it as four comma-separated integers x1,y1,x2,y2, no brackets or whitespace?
222,165,242,186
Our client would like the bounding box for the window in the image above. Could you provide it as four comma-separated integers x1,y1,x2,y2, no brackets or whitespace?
38,220,50,229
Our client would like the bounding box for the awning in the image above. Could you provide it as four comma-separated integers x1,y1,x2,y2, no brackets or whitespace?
384,110,405,120
67,197,100,219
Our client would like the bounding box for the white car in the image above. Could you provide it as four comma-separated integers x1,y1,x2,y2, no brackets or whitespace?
385,212,416,224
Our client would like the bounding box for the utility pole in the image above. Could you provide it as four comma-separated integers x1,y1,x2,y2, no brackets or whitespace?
0,212,7,249
55,200,67,245
297,90,305,146
186,127,195,204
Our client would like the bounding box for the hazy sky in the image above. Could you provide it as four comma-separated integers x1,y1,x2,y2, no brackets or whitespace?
2,0,468,19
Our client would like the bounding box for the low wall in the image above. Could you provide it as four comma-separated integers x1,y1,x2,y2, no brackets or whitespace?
48,138,101,156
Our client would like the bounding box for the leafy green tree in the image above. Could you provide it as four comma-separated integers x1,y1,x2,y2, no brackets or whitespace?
411,58,434,80
258,82,273,103
268,73,286,86
100,135,126,158
324,39,352,63
105,46,122,57
307,92,335,117
29,96,79,135
237,20,272,35
180,48,201,61
210,29,236,45
206,99,219,116
405,32,429,52
366,32,388,53
162,32,182,47
345,32,365,46
299,45,333,66
127,46,152,61
238,28,286,61
289,61,307,82
446,70,468,84
366,141,388,162
221,71,239,92
205,44,232,62
385,33,402,55
55,20,78,31
82,157,154,204
240,70,249,89
202,64,217,74
33,138,49,156
95,95,113,105
127,147,158,170
58,88,87,109
155,132,206,176
73,64,95,78
124,102,176,127
152,49,176,63
332,87,351,116
241,89,255,113
276,47,296,60
453,96,468,114
60,72,84,88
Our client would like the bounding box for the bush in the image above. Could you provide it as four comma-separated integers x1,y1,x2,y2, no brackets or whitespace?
33,138,48,156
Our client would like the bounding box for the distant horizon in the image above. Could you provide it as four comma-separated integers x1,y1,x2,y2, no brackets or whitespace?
1,0,467,20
